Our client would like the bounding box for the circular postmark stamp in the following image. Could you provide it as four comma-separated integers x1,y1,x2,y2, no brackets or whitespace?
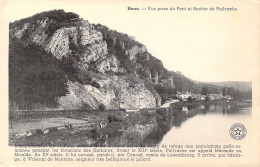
229,123,247,140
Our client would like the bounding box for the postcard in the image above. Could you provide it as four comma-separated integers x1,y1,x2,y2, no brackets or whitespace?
0,0,260,166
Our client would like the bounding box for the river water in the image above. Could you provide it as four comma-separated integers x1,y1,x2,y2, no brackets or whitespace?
159,105,251,145
101,104,252,147
10,103,252,147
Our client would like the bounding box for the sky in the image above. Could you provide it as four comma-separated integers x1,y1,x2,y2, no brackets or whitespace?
3,0,260,82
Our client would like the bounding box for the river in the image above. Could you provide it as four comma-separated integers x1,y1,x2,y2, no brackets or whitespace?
9,103,252,147
159,105,251,145
100,103,251,147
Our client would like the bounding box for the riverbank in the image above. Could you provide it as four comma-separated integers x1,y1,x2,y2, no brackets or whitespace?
9,99,251,146
171,100,252,110
9,109,158,146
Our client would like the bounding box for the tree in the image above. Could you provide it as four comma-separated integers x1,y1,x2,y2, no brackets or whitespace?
222,88,227,96
227,87,232,96
99,104,106,111
202,86,208,95
187,96,193,103
9,39,68,110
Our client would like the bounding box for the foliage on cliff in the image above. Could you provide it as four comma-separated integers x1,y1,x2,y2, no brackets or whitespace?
9,39,69,109
10,10,79,29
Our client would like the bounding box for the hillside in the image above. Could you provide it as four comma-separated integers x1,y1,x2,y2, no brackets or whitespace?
9,10,251,111
206,81,252,92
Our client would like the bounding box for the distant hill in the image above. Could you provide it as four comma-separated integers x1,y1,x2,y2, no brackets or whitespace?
206,81,252,92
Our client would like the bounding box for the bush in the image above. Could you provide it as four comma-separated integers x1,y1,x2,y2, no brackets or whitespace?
108,114,123,123
160,93,171,104
69,43,80,51
172,95,179,99
187,105,194,110
81,103,92,110
99,104,106,111
35,129,43,135
48,127,58,133
91,81,101,89
187,96,193,103
156,108,167,115
153,84,175,94
10,10,79,29
90,128,99,139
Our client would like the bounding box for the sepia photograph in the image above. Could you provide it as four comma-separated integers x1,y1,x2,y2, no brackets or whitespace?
1,0,260,166
8,8,252,147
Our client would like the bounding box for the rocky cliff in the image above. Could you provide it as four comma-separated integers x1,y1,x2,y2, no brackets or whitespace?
9,10,172,110
9,10,251,111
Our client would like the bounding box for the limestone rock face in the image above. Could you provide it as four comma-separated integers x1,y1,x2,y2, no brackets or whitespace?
64,27,78,44
11,23,30,39
96,54,119,73
58,74,160,110
161,75,175,88
144,69,152,79
116,77,157,109
126,45,147,61
10,18,108,61
30,18,50,45
80,41,108,64
153,71,159,84
46,28,70,59
58,81,117,110
11,18,51,46
118,40,125,50
9,11,164,110
46,26,78,59
154,93,162,106
79,20,103,45
45,20,108,60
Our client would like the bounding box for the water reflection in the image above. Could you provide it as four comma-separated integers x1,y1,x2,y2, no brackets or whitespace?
100,104,251,147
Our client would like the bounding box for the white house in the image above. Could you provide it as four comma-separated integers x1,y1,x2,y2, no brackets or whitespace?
179,91,191,101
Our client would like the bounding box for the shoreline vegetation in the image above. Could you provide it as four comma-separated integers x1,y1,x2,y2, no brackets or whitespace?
9,99,251,147
172,99,252,109
9,99,252,119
